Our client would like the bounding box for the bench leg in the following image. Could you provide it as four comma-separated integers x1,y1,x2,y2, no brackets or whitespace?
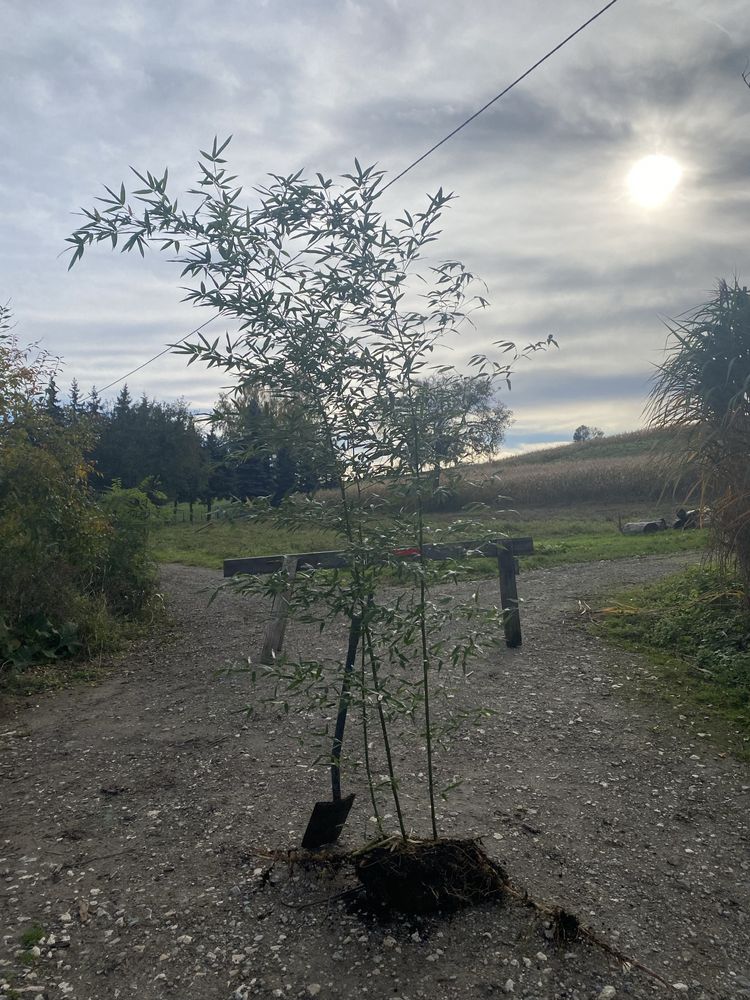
497,547,522,648
260,555,298,664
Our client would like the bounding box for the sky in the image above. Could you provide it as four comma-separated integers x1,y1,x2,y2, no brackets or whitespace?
1,0,749,452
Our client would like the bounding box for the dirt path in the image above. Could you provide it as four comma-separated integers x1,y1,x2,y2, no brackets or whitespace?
1,554,748,1000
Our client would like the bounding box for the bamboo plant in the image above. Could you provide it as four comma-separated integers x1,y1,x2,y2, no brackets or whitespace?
67,139,553,839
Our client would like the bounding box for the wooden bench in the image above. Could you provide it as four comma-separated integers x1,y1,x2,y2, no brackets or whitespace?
223,536,534,663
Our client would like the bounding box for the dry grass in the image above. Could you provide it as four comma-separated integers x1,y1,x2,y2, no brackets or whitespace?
424,454,697,512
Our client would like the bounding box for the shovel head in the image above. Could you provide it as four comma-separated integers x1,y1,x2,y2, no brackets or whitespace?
301,793,355,850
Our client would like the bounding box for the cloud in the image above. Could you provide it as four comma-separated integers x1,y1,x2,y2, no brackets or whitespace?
1,0,749,441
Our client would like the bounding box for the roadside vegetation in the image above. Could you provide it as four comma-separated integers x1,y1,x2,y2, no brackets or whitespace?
596,280,750,756
595,566,750,756
0,305,158,697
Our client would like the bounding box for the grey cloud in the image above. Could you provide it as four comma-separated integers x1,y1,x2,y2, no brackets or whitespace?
3,0,749,442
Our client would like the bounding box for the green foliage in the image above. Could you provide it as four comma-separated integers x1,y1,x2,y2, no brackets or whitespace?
68,140,555,839
211,388,338,503
597,566,750,747
97,485,159,615
89,389,209,507
398,374,512,484
648,279,750,602
19,926,44,948
0,312,157,682
0,614,82,669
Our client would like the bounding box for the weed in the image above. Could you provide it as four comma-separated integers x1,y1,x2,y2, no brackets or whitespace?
595,566,750,755
19,925,44,948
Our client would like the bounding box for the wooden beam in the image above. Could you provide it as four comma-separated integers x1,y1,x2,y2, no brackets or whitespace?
223,537,534,578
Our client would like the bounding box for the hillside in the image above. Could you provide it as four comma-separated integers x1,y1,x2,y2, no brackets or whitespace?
435,426,696,510
496,426,685,468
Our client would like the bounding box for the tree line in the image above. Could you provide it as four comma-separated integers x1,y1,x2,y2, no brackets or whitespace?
41,377,340,518
40,372,512,519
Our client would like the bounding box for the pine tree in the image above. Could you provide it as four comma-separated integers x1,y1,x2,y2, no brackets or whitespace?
44,375,62,422
114,384,132,416
69,378,81,421
87,386,102,415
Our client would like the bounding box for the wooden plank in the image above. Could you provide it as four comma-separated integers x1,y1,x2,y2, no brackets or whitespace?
223,537,534,577
497,547,522,648
421,537,534,560
259,555,299,665
224,551,350,577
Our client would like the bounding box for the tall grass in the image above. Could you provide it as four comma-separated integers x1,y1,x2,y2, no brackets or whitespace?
648,280,750,604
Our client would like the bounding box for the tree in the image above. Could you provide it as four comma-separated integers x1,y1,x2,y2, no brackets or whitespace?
573,424,604,442
67,141,554,853
648,279,750,604
212,388,338,502
87,386,102,415
406,374,512,487
0,302,54,423
68,378,82,421
44,375,63,422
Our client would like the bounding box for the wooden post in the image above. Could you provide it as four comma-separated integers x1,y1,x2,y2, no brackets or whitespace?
497,545,522,648
260,555,298,664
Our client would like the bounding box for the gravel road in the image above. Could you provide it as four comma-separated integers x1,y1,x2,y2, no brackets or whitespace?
1,553,748,1000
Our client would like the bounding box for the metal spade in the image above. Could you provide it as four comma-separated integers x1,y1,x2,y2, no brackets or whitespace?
301,614,361,849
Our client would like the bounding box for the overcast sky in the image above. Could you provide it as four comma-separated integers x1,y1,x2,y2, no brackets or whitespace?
2,0,749,451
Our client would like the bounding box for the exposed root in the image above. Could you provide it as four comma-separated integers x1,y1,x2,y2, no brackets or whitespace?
353,835,508,914
245,839,674,989
504,881,673,990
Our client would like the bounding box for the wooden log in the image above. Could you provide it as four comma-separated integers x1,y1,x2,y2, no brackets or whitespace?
622,520,667,535
259,555,299,665
224,537,535,659
497,545,522,648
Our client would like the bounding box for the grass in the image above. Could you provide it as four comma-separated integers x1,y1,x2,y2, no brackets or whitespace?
152,519,341,569
594,566,750,759
19,926,44,948
151,502,708,571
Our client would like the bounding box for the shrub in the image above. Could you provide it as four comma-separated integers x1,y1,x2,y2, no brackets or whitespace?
0,311,157,677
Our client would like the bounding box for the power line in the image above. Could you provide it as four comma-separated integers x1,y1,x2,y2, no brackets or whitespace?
97,314,218,393
97,0,620,393
382,0,620,192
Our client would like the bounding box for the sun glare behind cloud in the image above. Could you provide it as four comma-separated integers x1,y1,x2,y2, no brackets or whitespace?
627,154,682,208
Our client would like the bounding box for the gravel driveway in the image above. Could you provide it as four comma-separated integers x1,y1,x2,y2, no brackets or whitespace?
1,553,748,1000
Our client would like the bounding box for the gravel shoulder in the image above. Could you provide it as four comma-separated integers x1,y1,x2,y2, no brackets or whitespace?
1,553,748,1000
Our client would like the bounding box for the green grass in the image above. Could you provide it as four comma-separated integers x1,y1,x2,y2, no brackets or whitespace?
595,567,750,758
152,503,707,571
151,518,341,569
19,926,44,948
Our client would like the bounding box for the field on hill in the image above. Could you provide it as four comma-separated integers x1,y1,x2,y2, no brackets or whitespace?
436,427,697,510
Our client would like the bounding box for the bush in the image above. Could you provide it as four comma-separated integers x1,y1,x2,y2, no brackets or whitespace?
0,312,157,677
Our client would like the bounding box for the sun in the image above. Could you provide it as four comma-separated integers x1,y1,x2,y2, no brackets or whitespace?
627,154,682,208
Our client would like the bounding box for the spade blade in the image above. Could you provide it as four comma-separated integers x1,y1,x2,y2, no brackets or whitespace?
301,793,355,850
